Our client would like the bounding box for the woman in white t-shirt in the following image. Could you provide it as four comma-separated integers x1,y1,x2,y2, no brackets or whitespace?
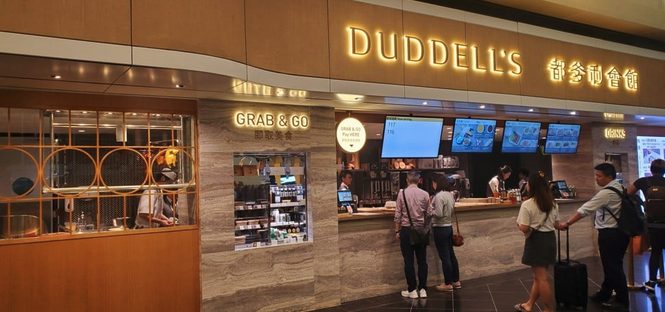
514,174,559,312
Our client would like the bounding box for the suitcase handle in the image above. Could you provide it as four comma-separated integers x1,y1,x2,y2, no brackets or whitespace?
557,229,569,262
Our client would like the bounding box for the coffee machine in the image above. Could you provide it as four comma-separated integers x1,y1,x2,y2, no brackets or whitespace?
448,170,471,199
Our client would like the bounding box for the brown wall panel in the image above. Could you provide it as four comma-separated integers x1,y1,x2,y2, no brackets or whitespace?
0,230,200,312
0,0,131,44
246,0,330,78
519,34,567,100
402,12,468,90
132,0,246,62
328,0,404,85
636,56,665,108
0,89,197,115
465,24,522,95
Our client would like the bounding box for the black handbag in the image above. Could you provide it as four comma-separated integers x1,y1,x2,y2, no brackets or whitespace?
402,190,429,246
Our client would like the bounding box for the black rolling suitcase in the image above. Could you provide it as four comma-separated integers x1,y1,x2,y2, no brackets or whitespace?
554,229,588,310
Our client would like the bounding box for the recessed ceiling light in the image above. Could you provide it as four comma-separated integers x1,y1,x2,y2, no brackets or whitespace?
570,111,577,115
175,84,184,88
51,75,61,79
156,114,161,117
131,113,137,116
82,111,88,114
479,105,486,109
528,108,534,112
423,101,428,105
276,89,285,96
55,110,61,113
640,116,645,120
106,112,113,115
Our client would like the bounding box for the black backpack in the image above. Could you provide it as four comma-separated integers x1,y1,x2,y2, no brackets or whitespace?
604,186,646,237
645,182,665,223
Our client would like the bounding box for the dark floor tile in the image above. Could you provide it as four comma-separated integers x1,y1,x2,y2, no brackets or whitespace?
314,254,659,312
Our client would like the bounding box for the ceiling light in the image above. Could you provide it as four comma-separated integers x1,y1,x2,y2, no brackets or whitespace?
106,112,113,115
131,113,137,116
51,75,61,79
640,116,645,120
422,101,428,105
82,111,88,114
156,114,161,117
175,84,184,88
570,111,577,115
276,89,285,96
78,130,85,133
528,108,534,112
479,105,486,109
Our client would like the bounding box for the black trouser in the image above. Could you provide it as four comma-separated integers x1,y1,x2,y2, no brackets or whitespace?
648,227,665,281
433,226,460,284
400,227,428,292
597,228,630,305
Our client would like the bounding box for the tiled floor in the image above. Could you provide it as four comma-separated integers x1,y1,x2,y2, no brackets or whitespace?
313,252,665,311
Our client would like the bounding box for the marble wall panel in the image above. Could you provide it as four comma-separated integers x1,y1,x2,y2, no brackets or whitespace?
337,202,596,301
198,100,340,311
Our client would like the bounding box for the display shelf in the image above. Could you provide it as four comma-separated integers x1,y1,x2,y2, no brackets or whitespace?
270,201,306,208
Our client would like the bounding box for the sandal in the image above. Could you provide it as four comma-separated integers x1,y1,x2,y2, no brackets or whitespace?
514,303,531,312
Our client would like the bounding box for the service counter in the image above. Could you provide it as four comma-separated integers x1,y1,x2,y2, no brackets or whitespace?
337,198,597,302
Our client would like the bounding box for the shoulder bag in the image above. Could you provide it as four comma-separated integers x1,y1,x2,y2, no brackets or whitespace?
452,209,464,247
402,190,430,246
524,211,549,238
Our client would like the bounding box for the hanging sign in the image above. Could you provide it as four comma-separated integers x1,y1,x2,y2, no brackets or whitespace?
336,117,366,153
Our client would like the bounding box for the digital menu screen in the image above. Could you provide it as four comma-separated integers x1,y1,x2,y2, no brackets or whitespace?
451,118,497,153
544,124,581,154
501,121,541,153
636,136,665,178
380,116,444,158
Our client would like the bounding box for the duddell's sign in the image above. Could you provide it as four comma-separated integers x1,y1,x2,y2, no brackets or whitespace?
348,27,523,76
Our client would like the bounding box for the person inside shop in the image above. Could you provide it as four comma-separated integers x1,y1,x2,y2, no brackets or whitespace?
161,168,179,221
394,170,434,299
135,168,176,229
558,163,630,310
431,175,461,292
339,170,353,191
514,173,559,312
487,165,512,197
627,158,665,292
518,168,530,199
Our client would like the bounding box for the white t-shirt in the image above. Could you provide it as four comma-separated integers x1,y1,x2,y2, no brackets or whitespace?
136,188,165,228
517,198,559,232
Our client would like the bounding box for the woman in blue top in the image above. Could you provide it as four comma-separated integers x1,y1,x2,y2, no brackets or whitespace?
431,175,461,292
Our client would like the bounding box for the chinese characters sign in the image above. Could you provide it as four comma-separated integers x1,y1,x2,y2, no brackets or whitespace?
336,117,366,153
548,58,638,91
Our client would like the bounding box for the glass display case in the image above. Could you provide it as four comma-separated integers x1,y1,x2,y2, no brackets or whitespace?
234,152,307,250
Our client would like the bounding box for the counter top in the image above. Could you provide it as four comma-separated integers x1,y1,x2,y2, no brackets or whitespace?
338,198,588,222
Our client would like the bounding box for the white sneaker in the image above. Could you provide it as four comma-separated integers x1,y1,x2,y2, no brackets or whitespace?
401,290,418,299
419,289,427,298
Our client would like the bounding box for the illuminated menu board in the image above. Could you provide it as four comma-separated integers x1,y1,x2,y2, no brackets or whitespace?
544,124,581,154
636,136,665,178
451,118,496,153
501,121,541,153
380,116,444,158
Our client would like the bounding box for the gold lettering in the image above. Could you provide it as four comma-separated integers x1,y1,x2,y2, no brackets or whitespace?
430,40,448,65
236,113,245,126
247,113,256,126
349,27,370,56
292,116,300,127
489,49,504,73
509,53,522,75
266,114,274,126
405,36,424,62
256,114,265,126
454,43,467,68
472,46,486,71
378,32,397,60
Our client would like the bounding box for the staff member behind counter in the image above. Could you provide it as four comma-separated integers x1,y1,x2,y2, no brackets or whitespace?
339,170,352,191
487,165,512,197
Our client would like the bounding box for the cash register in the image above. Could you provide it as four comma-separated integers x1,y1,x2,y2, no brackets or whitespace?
337,190,357,213
550,180,571,198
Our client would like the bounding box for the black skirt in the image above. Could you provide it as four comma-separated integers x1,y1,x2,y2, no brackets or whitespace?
521,230,556,267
